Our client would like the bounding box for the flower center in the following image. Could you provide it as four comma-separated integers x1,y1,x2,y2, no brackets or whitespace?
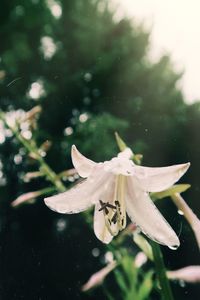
99,175,127,236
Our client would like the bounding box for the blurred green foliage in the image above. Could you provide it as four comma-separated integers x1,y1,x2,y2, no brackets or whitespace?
0,0,200,299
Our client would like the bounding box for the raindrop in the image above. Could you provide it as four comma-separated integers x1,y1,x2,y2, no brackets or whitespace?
168,245,179,250
83,97,91,105
14,154,22,165
92,248,100,257
74,174,79,179
84,72,92,82
56,218,67,232
19,148,26,155
179,280,186,288
178,209,184,215
72,109,79,116
68,176,75,182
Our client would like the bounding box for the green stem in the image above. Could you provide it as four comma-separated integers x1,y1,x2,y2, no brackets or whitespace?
151,241,174,300
1,113,66,193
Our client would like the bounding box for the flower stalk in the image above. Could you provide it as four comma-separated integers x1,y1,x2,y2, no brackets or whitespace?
171,193,200,249
0,112,66,193
151,241,174,300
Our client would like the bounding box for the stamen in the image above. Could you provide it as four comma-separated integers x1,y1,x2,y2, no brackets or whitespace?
106,203,117,209
98,175,126,237
111,212,118,224
98,200,116,214
115,200,120,207
98,200,108,212
116,175,126,230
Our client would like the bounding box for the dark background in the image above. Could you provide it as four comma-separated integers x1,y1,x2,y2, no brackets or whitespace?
0,0,200,299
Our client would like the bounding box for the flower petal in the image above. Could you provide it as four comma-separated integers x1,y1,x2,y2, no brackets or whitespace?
94,202,113,244
134,162,190,192
71,145,97,178
94,175,120,243
44,167,109,214
126,177,180,248
117,147,133,160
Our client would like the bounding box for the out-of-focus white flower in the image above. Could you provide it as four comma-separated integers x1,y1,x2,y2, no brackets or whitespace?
44,145,190,248
81,261,117,292
167,266,200,283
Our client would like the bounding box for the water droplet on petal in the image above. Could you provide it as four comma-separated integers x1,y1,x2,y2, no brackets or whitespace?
178,209,184,215
168,245,179,250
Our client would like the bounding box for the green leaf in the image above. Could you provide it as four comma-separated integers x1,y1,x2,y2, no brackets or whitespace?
151,184,191,200
137,271,154,300
133,233,153,261
113,269,128,293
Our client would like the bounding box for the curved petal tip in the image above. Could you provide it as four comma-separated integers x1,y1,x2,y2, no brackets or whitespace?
71,145,96,178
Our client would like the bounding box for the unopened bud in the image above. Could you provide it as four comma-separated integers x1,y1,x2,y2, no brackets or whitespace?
81,261,116,292
134,252,148,268
167,266,200,283
11,191,41,207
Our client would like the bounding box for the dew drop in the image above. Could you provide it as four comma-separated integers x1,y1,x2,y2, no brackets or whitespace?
179,279,186,287
178,209,184,215
168,245,179,250
56,218,67,232
92,248,100,257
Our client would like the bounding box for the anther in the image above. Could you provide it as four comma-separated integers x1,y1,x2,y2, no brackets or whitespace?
99,200,116,214
111,212,118,224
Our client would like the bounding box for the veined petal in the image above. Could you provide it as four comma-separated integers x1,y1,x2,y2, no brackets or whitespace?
126,177,180,248
134,162,190,192
71,145,97,178
44,167,109,214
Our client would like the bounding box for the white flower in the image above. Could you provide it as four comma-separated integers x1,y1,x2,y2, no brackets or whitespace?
44,145,190,248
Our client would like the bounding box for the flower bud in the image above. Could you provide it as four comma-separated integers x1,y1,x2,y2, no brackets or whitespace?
167,266,200,283
81,261,116,292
